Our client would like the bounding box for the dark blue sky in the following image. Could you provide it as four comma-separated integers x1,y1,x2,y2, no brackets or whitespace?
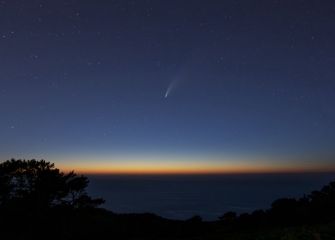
1,0,335,172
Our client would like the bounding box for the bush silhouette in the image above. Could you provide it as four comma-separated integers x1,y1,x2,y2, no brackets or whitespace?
0,159,104,212
219,211,237,223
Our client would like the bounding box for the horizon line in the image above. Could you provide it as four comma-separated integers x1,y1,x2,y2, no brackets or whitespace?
62,168,335,175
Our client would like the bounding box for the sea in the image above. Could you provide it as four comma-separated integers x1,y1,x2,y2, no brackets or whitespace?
87,173,335,221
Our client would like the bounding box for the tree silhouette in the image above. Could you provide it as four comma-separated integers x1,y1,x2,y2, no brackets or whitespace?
309,180,335,222
219,211,237,223
0,159,104,212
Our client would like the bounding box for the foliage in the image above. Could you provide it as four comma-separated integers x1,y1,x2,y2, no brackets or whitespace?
0,159,104,211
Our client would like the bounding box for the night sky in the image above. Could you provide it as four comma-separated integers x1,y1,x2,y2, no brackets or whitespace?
1,0,335,173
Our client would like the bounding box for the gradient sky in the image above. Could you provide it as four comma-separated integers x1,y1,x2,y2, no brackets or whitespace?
1,0,335,173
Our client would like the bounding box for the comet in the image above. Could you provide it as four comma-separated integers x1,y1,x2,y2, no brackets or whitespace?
164,78,179,98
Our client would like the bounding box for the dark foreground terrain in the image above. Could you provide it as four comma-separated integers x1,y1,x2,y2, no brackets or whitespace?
2,208,335,240
1,159,335,239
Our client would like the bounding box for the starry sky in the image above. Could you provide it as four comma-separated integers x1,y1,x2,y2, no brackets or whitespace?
1,0,335,173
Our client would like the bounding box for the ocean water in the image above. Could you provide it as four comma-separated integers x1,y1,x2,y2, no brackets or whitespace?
87,173,335,220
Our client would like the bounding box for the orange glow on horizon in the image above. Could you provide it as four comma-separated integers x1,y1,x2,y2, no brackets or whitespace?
58,162,335,175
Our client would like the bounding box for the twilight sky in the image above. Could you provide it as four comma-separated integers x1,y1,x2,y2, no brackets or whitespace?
1,0,335,173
